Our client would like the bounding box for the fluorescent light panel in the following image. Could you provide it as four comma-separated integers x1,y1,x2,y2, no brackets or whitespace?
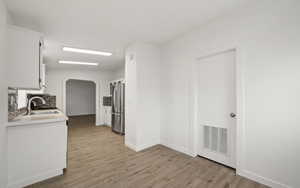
59,60,99,66
63,47,112,56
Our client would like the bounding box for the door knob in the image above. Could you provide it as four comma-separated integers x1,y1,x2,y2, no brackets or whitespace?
230,113,236,118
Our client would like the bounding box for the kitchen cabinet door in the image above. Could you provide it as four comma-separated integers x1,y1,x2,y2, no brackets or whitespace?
7,25,43,89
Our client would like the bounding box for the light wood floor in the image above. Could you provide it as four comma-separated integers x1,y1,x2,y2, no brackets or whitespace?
26,115,269,188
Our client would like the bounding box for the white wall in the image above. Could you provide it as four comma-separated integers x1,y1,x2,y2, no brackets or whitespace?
125,46,137,149
0,0,7,187
45,68,112,125
111,67,125,81
125,43,161,151
160,1,300,188
66,79,96,116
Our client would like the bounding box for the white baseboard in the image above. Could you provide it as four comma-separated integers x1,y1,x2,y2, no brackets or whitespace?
237,170,291,188
126,141,160,152
135,141,159,152
161,141,191,157
96,123,111,127
8,169,63,188
125,141,137,152
96,121,110,126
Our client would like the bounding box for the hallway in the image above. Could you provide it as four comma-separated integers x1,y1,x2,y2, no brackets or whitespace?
26,115,268,188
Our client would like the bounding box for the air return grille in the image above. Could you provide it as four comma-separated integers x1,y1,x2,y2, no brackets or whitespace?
203,126,228,155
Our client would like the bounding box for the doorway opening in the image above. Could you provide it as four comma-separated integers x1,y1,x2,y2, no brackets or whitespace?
65,79,97,125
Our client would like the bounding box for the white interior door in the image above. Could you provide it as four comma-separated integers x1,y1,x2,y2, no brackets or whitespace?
196,50,236,168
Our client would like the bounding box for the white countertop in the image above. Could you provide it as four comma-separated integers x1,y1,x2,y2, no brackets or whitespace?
7,109,68,127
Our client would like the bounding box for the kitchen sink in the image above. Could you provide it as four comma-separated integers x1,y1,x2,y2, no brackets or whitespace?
30,110,60,115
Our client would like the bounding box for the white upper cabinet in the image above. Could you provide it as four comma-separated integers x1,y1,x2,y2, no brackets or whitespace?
7,25,44,89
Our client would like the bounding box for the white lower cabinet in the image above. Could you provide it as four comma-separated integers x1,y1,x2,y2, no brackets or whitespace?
7,121,67,188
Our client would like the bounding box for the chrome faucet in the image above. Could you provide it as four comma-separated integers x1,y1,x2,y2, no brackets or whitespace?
27,96,46,115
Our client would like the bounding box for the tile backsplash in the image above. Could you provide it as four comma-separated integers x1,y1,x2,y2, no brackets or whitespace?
8,89,18,113
8,88,26,121
27,94,56,110
8,88,57,120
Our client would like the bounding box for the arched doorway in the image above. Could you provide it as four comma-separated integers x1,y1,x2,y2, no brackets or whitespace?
66,79,96,124
63,78,100,126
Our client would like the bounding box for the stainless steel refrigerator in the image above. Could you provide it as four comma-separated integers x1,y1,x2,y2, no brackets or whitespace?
111,81,125,134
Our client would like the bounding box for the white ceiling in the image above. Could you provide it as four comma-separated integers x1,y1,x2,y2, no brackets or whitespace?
43,40,124,71
5,0,249,71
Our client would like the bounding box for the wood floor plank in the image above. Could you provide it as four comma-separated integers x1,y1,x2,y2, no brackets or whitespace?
26,115,269,188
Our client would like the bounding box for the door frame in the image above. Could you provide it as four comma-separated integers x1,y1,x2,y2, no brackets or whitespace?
62,78,100,126
190,47,245,173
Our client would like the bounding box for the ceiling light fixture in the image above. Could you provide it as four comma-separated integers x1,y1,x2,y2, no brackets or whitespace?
59,60,99,66
63,47,112,56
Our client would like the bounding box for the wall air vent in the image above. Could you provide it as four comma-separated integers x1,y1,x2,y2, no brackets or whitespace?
203,125,228,155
